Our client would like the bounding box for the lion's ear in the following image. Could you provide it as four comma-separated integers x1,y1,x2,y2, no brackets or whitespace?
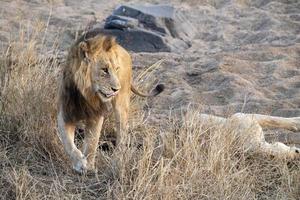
79,41,89,52
102,36,116,52
79,35,116,56
79,41,90,61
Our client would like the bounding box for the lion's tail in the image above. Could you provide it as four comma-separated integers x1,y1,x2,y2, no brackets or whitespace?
131,84,164,97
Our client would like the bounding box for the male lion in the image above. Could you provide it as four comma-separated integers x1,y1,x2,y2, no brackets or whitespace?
57,33,164,174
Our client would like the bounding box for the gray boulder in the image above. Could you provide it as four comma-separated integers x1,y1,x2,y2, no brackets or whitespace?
90,5,196,52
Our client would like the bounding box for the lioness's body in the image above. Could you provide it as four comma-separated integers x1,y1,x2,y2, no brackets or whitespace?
198,113,300,158
57,34,162,173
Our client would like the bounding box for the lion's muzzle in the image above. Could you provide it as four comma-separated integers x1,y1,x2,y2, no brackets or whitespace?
98,87,119,99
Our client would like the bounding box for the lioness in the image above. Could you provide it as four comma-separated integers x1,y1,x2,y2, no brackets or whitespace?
198,113,300,158
57,34,164,173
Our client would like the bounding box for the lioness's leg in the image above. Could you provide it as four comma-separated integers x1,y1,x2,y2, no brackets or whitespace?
229,113,300,157
241,113,300,131
82,116,104,170
57,111,87,173
260,141,300,158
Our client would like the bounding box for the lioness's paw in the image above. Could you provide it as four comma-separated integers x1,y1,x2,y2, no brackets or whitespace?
73,157,88,174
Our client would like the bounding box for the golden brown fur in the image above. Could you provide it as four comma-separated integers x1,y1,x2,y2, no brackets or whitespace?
57,33,163,174
59,35,129,123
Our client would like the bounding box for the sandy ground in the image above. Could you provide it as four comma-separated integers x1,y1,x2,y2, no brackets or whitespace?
1,0,300,140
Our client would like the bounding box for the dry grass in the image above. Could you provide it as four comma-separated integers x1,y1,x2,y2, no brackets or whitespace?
0,27,299,200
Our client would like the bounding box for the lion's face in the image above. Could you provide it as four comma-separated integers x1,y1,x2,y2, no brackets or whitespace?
77,35,121,102
89,56,121,102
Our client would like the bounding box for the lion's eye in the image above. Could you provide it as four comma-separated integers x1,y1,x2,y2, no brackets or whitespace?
116,67,120,72
102,68,109,74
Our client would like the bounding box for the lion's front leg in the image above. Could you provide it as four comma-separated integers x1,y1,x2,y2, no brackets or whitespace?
113,97,129,147
82,116,104,171
57,111,87,174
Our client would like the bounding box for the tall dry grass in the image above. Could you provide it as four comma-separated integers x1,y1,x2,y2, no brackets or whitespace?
0,26,299,200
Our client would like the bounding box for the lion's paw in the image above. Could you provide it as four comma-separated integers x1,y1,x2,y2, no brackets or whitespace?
73,157,88,175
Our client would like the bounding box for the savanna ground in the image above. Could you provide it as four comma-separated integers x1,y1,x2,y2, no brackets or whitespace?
0,0,300,199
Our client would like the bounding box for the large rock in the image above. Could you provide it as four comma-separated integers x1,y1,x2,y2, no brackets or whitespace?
98,5,196,52
83,28,171,52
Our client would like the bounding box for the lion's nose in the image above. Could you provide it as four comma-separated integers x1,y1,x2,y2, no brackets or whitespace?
111,87,120,92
